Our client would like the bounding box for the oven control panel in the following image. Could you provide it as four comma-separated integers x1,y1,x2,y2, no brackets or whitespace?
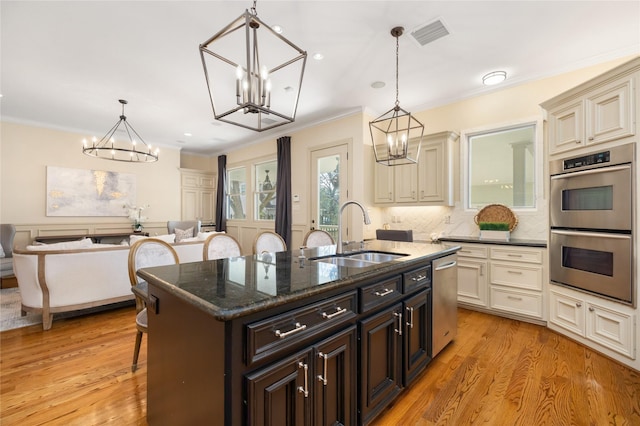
564,150,610,170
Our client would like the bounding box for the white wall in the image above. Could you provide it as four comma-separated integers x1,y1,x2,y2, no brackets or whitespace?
0,122,182,247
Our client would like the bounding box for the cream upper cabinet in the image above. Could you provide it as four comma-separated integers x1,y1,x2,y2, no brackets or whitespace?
373,131,457,206
180,168,216,222
543,58,639,156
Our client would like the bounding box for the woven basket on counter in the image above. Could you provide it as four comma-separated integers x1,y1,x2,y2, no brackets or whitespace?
473,203,518,231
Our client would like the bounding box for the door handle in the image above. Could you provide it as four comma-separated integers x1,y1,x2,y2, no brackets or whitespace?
317,352,328,386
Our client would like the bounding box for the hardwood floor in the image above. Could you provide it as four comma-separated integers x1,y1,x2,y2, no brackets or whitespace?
1,306,639,425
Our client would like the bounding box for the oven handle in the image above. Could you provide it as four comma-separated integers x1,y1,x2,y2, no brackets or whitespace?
551,229,631,239
550,164,630,180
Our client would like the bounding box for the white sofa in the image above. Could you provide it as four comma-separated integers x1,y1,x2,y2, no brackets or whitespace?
12,239,207,330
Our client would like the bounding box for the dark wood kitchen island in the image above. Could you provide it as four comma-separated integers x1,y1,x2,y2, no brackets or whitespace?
137,240,459,426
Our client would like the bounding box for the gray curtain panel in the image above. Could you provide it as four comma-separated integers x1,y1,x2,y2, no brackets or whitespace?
215,154,227,232
275,137,292,247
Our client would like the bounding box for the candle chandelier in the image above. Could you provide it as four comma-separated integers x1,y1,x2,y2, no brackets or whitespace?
370,27,424,166
82,99,158,163
199,0,307,132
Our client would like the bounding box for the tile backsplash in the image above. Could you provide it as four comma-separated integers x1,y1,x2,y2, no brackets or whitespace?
377,198,548,242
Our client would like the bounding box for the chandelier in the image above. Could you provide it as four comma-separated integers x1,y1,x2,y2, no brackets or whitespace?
370,27,424,166
82,99,158,163
199,0,307,132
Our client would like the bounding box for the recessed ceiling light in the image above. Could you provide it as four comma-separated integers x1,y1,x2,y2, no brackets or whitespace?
313,52,324,60
371,81,386,89
482,71,507,86
272,25,283,34
183,132,192,137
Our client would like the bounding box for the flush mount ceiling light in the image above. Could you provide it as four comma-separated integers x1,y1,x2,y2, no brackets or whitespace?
482,70,507,86
370,26,424,166
82,99,158,163
199,0,307,132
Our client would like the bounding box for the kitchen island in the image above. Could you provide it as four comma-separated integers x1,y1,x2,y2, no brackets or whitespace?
138,240,459,425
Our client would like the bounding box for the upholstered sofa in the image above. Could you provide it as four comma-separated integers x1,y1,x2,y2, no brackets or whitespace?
12,236,210,330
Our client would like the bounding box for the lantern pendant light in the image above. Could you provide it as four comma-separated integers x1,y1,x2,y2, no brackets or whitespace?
370,26,424,166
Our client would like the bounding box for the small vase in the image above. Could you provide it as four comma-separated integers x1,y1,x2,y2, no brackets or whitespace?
133,224,144,233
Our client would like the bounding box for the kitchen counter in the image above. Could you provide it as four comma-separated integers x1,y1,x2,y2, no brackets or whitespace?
137,240,459,321
138,240,459,425
439,236,547,248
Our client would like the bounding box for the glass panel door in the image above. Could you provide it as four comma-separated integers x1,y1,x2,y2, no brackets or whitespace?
311,144,348,243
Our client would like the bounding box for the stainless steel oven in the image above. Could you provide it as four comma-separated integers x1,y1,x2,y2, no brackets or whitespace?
549,143,634,305
550,143,633,231
550,229,632,303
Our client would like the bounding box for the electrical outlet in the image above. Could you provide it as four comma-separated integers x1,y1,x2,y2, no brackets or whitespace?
444,215,451,224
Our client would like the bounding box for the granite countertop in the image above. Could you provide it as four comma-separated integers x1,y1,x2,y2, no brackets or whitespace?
137,240,459,321
439,236,547,248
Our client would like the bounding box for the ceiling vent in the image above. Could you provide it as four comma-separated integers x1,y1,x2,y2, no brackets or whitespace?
410,19,450,47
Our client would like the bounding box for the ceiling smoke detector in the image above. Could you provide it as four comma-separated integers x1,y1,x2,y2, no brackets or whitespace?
410,19,450,47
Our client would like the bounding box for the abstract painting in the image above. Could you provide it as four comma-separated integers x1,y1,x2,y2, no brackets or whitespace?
46,166,136,216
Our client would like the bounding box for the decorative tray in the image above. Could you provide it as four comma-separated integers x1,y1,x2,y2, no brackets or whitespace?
473,204,518,231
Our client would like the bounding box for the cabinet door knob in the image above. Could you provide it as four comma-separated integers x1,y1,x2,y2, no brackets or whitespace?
576,302,582,308
588,306,595,312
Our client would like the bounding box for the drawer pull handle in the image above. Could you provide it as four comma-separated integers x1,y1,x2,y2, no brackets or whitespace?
297,362,309,397
507,270,523,275
507,295,523,301
394,312,403,336
322,307,347,320
412,274,427,282
406,306,414,329
374,288,394,297
275,322,307,339
507,254,523,257
317,352,328,385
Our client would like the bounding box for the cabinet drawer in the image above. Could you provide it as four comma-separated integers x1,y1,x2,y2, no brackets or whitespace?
490,247,542,264
490,263,542,291
246,291,357,366
490,287,543,319
455,245,488,259
403,266,431,293
360,276,402,313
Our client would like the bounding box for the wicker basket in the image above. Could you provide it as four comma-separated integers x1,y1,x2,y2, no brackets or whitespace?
473,204,518,231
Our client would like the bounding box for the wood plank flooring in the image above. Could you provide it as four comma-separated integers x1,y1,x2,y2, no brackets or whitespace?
1,306,639,425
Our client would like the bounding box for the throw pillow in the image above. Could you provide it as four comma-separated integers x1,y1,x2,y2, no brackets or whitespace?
175,227,194,243
26,238,93,251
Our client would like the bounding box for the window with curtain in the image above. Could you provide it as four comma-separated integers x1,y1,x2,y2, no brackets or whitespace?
227,167,246,220
255,160,277,221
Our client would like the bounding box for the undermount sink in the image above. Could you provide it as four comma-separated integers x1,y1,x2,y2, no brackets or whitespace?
311,251,408,268
313,257,378,268
344,252,407,262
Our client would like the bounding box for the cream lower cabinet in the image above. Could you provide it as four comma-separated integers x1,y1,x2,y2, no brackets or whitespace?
180,169,215,222
549,286,635,360
445,242,546,323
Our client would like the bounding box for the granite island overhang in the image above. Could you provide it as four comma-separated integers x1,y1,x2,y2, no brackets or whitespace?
137,240,460,321
137,240,460,426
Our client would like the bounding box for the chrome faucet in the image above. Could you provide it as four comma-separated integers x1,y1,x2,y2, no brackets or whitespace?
337,200,371,254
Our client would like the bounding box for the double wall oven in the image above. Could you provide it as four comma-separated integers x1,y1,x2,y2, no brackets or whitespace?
550,143,635,305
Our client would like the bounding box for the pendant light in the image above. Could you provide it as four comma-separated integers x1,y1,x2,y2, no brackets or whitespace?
82,99,158,163
199,0,307,132
370,27,424,166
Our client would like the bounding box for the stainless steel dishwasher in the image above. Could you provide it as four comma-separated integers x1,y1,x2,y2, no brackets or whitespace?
432,253,458,356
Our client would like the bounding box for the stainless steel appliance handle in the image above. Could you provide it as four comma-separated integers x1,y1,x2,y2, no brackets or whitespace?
550,229,631,239
434,261,457,271
550,164,630,180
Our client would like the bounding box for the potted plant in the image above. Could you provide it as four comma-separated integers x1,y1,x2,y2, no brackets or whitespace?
479,222,510,241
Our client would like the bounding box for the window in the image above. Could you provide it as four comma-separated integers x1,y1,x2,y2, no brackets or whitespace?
255,160,277,220
227,167,246,220
466,122,537,209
